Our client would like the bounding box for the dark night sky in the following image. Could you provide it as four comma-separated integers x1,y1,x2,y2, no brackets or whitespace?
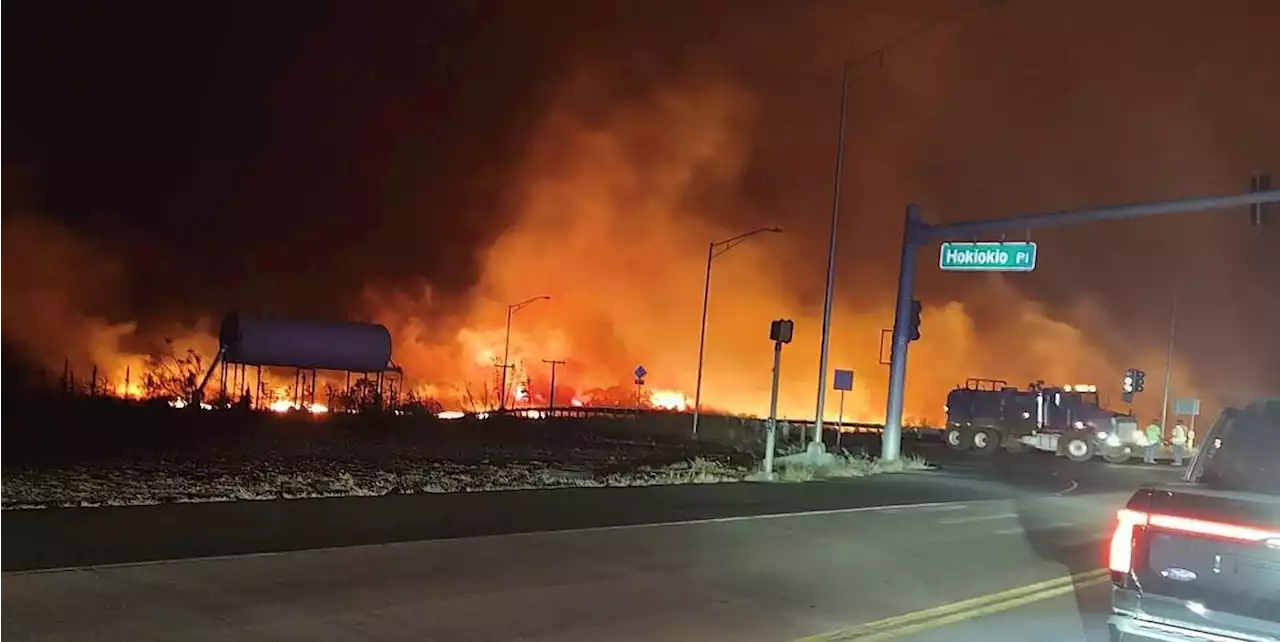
5,0,1280,416
7,0,612,312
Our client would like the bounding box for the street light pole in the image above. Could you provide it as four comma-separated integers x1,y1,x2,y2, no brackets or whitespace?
691,227,783,437
812,61,851,451
499,295,551,411
500,307,514,410
691,242,715,437
1159,285,1181,433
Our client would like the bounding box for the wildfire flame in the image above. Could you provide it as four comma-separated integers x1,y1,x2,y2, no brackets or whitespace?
648,389,688,411
267,399,329,414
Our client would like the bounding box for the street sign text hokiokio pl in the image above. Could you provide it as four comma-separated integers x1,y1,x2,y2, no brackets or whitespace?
939,241,1038,272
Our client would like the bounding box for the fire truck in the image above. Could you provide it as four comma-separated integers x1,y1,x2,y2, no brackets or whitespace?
943,378,1143,463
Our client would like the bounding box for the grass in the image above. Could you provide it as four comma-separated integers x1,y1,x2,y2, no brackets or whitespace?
1,456,754,509
775,450,934,482
0,445,933,508
0,392,933,509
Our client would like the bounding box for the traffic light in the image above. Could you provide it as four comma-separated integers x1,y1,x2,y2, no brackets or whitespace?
1251,172,1272,227
1134,369,1146,392
908,299,922,342
1122,369,1135,403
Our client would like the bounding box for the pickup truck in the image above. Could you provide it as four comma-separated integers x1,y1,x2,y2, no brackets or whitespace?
1108,399,1280,642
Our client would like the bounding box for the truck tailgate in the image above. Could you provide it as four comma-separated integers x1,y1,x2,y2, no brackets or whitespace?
1116,486,1280,639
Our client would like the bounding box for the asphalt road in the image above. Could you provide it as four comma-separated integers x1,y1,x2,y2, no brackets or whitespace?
3,451,1183,641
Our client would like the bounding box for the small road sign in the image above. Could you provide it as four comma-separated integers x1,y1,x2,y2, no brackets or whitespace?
634,365,647,380
939,241,1037,272
833,369,855,391
1173,398,1201,416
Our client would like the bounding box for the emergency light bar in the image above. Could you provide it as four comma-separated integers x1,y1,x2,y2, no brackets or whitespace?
1063,384,1097,392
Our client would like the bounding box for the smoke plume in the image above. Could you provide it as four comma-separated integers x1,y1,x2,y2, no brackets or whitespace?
8,0,1276,424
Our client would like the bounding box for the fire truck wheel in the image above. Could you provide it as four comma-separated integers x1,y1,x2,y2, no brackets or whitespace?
1003,439,1029,454
970,428,1001,455
1063,434,1096,462
944,426,971,451
1102,447,1132,464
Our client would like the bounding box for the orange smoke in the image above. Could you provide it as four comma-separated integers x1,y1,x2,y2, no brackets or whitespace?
1,215,218,390
366,69,1205,424
3,70,1206,425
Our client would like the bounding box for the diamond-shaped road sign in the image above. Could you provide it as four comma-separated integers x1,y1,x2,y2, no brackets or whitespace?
634,365,647,380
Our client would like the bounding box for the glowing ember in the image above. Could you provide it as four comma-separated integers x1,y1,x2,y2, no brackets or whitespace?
115,382,144,398
648,389,688,411
267,399,328,414
570,398,585,407
437,410,466,420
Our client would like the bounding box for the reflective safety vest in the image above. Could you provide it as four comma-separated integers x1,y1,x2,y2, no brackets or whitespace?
1146,423,1162,443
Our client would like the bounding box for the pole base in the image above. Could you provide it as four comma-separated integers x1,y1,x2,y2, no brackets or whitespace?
805,441,835,467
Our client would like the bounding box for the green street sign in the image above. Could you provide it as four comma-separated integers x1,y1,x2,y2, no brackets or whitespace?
939,241,1038,272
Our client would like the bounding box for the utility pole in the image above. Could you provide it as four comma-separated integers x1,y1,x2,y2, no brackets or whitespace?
493,363,514,409
880,187,1280,464
542,359,565,410
812,61,851,455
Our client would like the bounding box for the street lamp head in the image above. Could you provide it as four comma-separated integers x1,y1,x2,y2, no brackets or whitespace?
510,295,552,312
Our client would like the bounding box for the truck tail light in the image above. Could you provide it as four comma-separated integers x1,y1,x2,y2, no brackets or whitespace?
1109,509,1147,573
1108,508,1280,574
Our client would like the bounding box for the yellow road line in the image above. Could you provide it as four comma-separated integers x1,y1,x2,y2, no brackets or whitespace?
795,568,1109,642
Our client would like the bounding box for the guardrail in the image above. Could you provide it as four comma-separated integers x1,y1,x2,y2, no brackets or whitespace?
487,408,943,435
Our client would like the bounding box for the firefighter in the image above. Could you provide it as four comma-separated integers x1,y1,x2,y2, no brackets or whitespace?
1171,419,1189,466
1144,418,1163,464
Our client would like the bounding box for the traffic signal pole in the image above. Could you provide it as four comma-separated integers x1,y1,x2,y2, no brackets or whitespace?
881,187,1280,464
881,204,924,464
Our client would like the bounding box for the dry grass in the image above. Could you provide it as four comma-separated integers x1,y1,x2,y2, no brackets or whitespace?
0,457,753,509
775,451,933,482
0,450,937,508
